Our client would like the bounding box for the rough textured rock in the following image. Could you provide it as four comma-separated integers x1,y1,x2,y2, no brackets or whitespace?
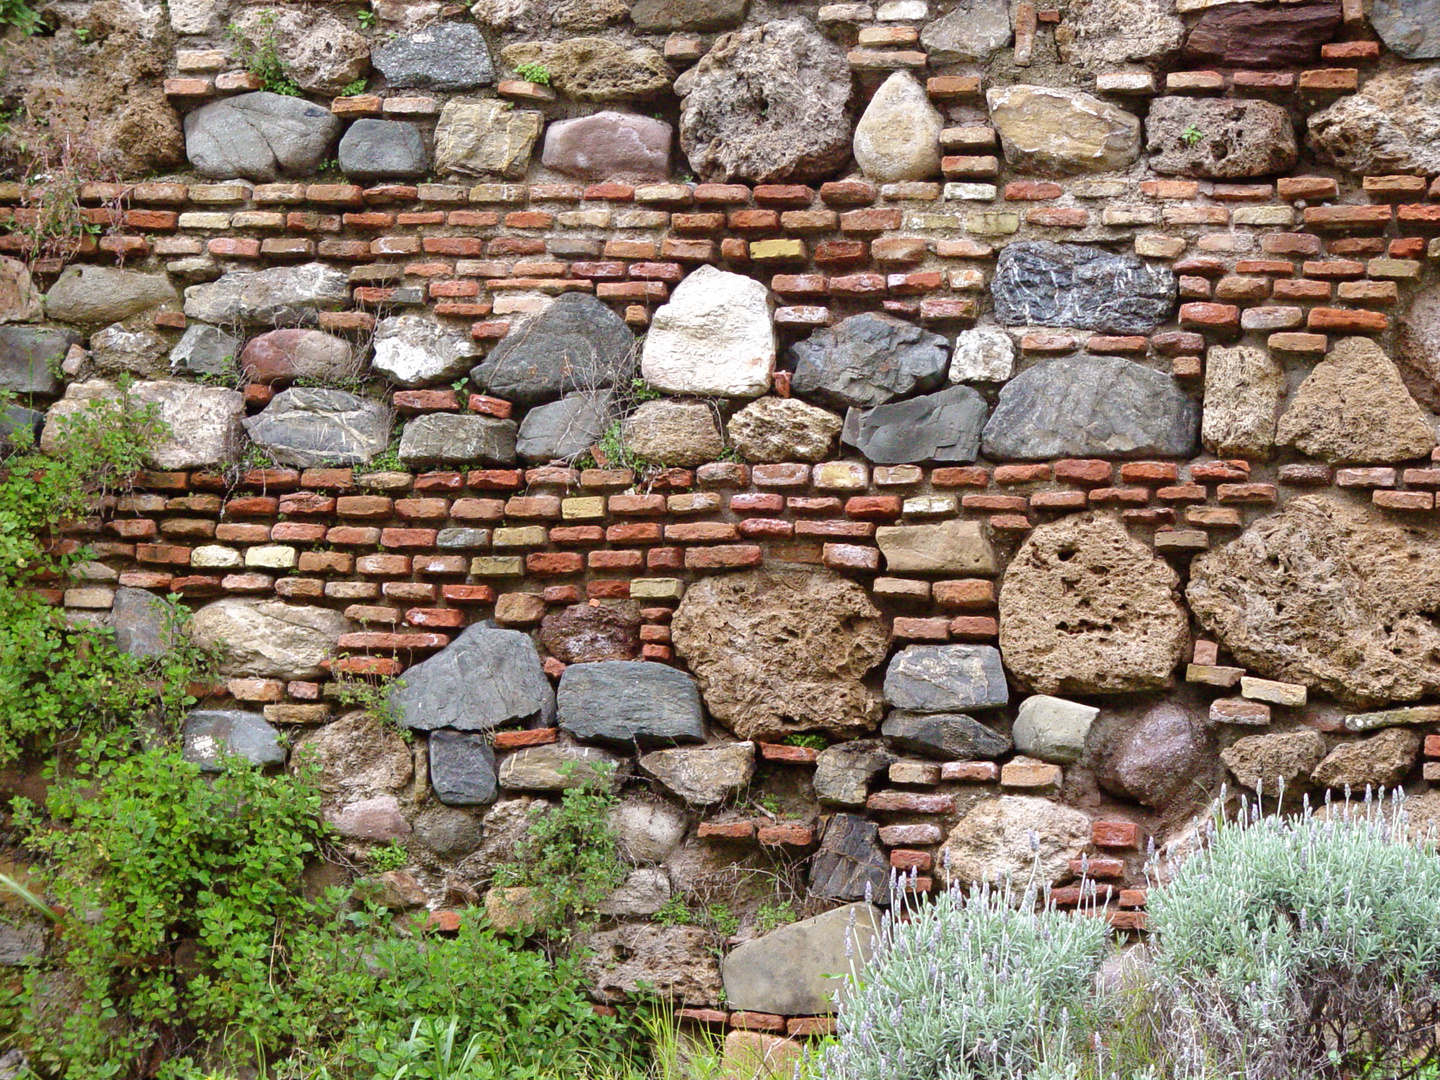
499,745,624,791
1368,0,1440,57
1001,514,1190,695
987,86,1142,175
182,709,285,772
502,38,672,100
1147,97,1298,178
949,326,1015,384
1309,65,1440,175
1183,1,1340,67
1056,0,1184,69
338,120,429,183
639,742,754,806
472,0,632,31
1013,695,1099,765
881,712,1011,760
240,329,357,386
0,258,40,324
190,598,350,679
372,315,481,388
434,99,543,178
621,400,725,467
938,797,1093,886
1189,496,1440,706
474,292,635,405
642,266,774,398
582,924,723,1005
790,312,949,410
1404,789,1440,846
1090,699,1218,809
0,327,79,394
630,0,748,30
1394,282,1440,411
0,922,45,966
89,324,169,377
232,8,370,95
1222,730,1328,791
610,798,689,863
427,730,499,806
184,92,341,181
45,267,176,327
399,413,517,466
291,712,414,796
671,568,890,740
990,242,1177,335
516,391,615,463
541,111,671,180
808,815,890,904
814,740,896,806
328,796,411,841
678,19,854,184
884,645,1008,712
723,903,880,1014
110,586,174,658
392,623,554,731
372,22,494,90
842,385,990,465
598,868,672,916
1202,344,1285,459
171,324,241,379
1276,337,1433,464
184,263,350,326
413,806,485,860
558,661,706,748
875,519,997,575
852,72,942,183
727,397,842,463
244,388,391,468
921,0,1011,61
43,379,244,470
1312,729,1420,789
540,602,641,664
0,405,41,447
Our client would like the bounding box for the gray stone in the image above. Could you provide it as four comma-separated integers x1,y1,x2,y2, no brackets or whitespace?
874,519,997,574
184,92,341,182
170,324,241,378
182,709,285,772
1221,730,1327,792
939,797,1093,886
1056,0,1184,69
1394,282,1440,412
1309,65,1440,175
292,712,413,796
990,242,1177,335
400,412,517,466
372,22,494,91
0,923,44,966
620,399,725,467
630,0,748,30
371,315,480,388
790,311,950,410
809,815,891,905
1147,97,1298,179
814,740,896,806
42,379,245,471
473,292,635,405
427,730,499,806
981,356,1198,461
987,85,1142,175
883,645,1008,712
921,0,1011,61
853,72,942,184
434,99,543,178
244,388,391,468
190,598,351,679
1312,728,1420,790
110,586,174,658
392,623,555,731
516,390,615,463
598,868,672,916
1202,344,1285,459
883,711,1010,760
639,742,755,806
499,744,623,791
1013,695,1098,765
44,267,177,327
540,601,642,663
949,325,1015,383
1090,698,1218,810
541,111,671,180
0,405,42,446
1369,0,1440,58
1345,705,1440,733
641,265,775,398
231,8,371,96
89,324,169,377
582,924,723,1005
437,528,493,549
413,805,485,859
727,397,842,463
557,661,706,749
328,795,411,841
339,120,429,183
0,326,79,395
722,903,881,1014
610,797,689,863
184,263,351,327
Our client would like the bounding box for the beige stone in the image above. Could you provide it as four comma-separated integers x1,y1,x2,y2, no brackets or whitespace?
621,399,725,467
42,379,244,472
1057,0,1184,69
1202,344,1285,459
1312,728,1421,790
727,397,842,463
853,71,942,183
434,99,544,178
1221,729,1326,792
189,597,351,679
875,519,997,575
937,795,1092,886
501,38,671,100
290,712,414,796
986,85,1142,175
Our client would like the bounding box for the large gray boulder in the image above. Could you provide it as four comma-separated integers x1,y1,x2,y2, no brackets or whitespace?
182,710,285,772
557,661,706,749
171,324,242,379
427,730,499,806
399,413,517,466
339,120,429,183
991,241,1176,335
516,391,615,463
0,327,79,395
842,385,989,465
184,263,350,327
790,312,950,410
1368,0,1440,58
393,624,554,731
722,903,881,1014
809,815,891,904
189,598,350,679
110,586,175,658
183,92,341,181
372,22,494,91
472,292,635,405
881,711,1011,760
44,267,176,327
884,645,1009,713
243,388,391,468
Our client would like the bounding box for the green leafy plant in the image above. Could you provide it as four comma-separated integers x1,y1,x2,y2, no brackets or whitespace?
227,14,303,96
1180,124,1204,147
0,0,44,35
368,840,410,873
357,437,406,475
629,377,662,403
783,733,827,750
339,77,369,97
513,61,552,86
755,898,796,934
356,7,376,28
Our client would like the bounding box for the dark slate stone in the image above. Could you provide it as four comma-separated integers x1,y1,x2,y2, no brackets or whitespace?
0,326,79,396
1184,1,1340,68
372,22,495,91
516,390,616,463
630,0,749,30
789,312,950,410
1368,0,1440,57
841,384,988,465
0,405,42,447
182,710,286,772
183,92,341,182
557,661,706,749
391,624,555,732
808,814,891,905
242,387,392,468
170,323,241,377
991,241,1176,335
883,645,1009,712
980,355,1199,461
881,711,1013,760
470,292,635,405
427,729,499,806
110,586,174,658
338,120,429,183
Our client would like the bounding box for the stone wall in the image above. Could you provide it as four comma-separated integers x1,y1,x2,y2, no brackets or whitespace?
6,0,1440,1036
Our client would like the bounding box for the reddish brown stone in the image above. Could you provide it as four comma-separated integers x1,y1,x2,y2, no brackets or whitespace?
1184,2,1341,69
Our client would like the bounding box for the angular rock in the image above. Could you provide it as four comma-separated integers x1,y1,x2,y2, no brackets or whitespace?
981,356,1197,461
671,568,890,740
427,730,499,806
244,388,391,468
540,602,642,664
853,72,942,184
0,257,40,324
1221,729,1327,791
642,266,775,398
814,740,896,806
610,797,689,863
392,623,554,731
949,326,1015,384
1056,0,1184,69
722,903,880,1015
1394,282,1440,412
516,390,615,463
1184,1,1341,68
434,99,543,178
1202,344,1285,459
875,519,997,575
987,85,1142,175
190,598,350,679
1013,695,1098,765
582,924,723,1005
1190,496,1440,704
499,744,624,791
182,709,285,772
171,324,242,379
45,266,176,327
372,22,494,91
89,324,169,377
1368,0,1440,58
727,397,842,463
502,38,672,101
1000,514,1190,695
42,379,245,471
473,292,635,405
184,92,341,182
1090,698,1219,810
338,120,429,183
110,586,174,658
678,19,854,184
472,0,632,31
372,315,480,388
1309,66,1440,175
639,742,755,806
809,815,891,905
184,263,351,327
242,329,357,388
990,242,1178,335
557,661,706,749
1147,97,1298,178
621,400,726,467
1312,729,1420,790
1276,337,1433,464
541,111,671,180
399,412,517,467
938,796,1092,886
232,8,370,96
0,405,41,447
921,0,1011,61
790,311,949,410
630,0,748,31
884,645,1008,713
0,326,79,395
328,795,411,841
485,885,540,931
598,868,672,916
881,711,1011,760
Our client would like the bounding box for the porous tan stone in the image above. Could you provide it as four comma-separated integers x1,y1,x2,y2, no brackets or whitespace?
501,38,672,100
434,99,543,178
726,398,842,463
986,85,1142,175
1309,65,1440,175
1221,729,1327,791
621,400,725,467
1311,728,1421,790
1201,344,1285,459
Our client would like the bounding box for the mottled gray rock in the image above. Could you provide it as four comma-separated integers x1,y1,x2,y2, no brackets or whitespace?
0,326,78,394
722,903,881,1014
1312,728,1420,790
110,586,174,658
790,311,949,410
1057,0,1184,69
182,709,285,772
639,742,755,806
90,324,169,377
630,0,748,30
843,385,989,465
184,92,341,181
45,267,176,327
875,519,997,575
516,390,615,463
620,399,725,467
727,397,842,463
987,86,1142,175
1013,695,1098,765
1369,0,1440,58
0,923,44,966
170,324,241,378
434,99,543,178
244,388,391,468
184,263,351,327
231,8,370,96
241,328,358,386
541,111,671,180
499,744,623,791
372,315,480,388
949,326,1015,383
392,623,554,731
991,242,1177,335
414,806,485,859
1147,97,1298,178
1090,698,1218,809
982,356,1198,461
582,924,723,1005
427,730,499,806
557,661,706,748
809,815,891,905
1394,282,1440,412
881,711,1011,760
0,405,41,446
938,796,1092,886
642,265,774,398
540,601,642,663
190,598,350,679
814,740,896,806
1202,344,1285,459
852,72,942,184
473,292,635,405
1309,65,1440,175
1221,729,1327,791
598,868,672,916
921,0,1011,61
339,120,429,183
610,797,689,863
400,412,517,466
372,22,494,90
43,379,245,471
884,645,1008,713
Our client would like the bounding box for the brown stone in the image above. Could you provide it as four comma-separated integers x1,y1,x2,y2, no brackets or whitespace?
1088,696,1219,810
539,601,642,663
1183,1,1341,69
1393,283,1440,412
240,329,359,386
1221,729,1327,791
1311,728,1421,790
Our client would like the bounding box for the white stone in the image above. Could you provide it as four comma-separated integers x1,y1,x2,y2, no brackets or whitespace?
42,379,244,470
191,545,244,569
878,0,928,16
949,326,1015,383
168,0,223,34
371,315,482,388
853,72,943,184
245,545,298,570
641,266,775,398
944,183,998,200
1012,694,1100,765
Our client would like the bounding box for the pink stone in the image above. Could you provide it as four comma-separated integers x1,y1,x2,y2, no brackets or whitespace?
541,111,672,181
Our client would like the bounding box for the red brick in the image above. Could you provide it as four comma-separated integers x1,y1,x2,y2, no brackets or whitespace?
697,820,756,839
1054,459,1112,484
441,584,496,604
757,823,815,846
492,728,559,749
1093,820,1143,849
1307,307,1388,333
866,791,955,813
686,545,763,569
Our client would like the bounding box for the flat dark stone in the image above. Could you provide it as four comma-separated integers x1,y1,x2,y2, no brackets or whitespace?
392,624,555,731
372,22,495,91
881,711,1013,760
427,730,499,806
808,814,891,905
789,311,950,410
557,661,706,749
841,384,989,465
471,292,635,406
991,241,1176,336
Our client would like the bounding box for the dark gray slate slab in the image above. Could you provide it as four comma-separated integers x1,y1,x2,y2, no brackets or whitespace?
884,645,1009,712
0,405,42,446
399,413,518,466
471,292,635,405
243,387,392,468
1369,0,1440,57
808,814,891,904
339,119,429,183
841,384,988,465
881,710,1012,760
0,326,79,396
721,902,881,1015
170,324,241,378
558,661,706,749
182,709,285,772
991,241,1176,335
427,729,499,806
814,739,896,806
183,92,341,182
981,355,1199,461
373,22,495,91
516,390,615,463
789,312,949,410
110,586,174,658
391,624,555,731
